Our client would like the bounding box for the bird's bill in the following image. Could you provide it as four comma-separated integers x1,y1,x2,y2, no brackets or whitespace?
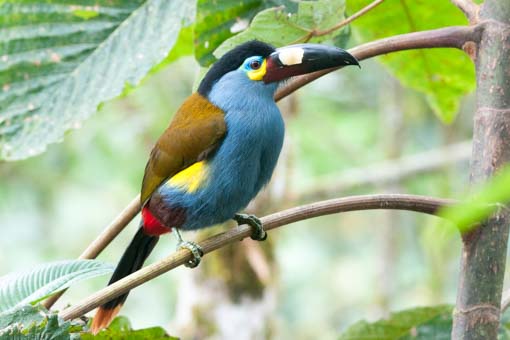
262,44,359,83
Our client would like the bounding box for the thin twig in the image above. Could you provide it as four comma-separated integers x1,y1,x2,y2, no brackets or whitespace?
315,0,385,37
450,0,479,24
292,0,385,44
51,24,480,309
59,194,456,321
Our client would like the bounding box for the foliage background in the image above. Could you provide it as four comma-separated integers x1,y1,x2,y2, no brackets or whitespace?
0,0,499,339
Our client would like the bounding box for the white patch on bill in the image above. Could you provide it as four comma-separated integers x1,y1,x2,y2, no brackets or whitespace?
278,47,304,66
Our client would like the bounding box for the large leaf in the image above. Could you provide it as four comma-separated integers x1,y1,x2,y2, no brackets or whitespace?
82,316,178,339
195,0,297,66
339,305,453,339
0,0,195,160
347,0,475,123
0,259,113,313
214,0,349,58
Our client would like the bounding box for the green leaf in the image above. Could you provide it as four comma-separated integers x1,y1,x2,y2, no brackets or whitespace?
339,305,453,340
82,316,178,339
0,0,195,160
440,165,510,233
0,304,80,339
0,260,113,313
214,0,349,59
347,0,475,123
195,0,297,66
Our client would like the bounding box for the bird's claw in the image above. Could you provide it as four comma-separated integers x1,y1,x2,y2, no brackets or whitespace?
234,213,267,241
177,241,203,268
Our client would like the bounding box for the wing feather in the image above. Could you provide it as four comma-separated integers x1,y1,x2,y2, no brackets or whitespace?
141,93,226,204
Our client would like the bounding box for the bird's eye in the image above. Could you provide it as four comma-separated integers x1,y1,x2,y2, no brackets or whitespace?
250,60,261,70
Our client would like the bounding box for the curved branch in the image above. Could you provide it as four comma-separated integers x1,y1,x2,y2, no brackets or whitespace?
59,194,456,321
275,25,479,100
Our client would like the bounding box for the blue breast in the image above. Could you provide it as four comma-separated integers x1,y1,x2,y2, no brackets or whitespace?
157,70,284,230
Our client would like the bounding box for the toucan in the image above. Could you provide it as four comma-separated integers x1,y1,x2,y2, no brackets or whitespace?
90,40,359,333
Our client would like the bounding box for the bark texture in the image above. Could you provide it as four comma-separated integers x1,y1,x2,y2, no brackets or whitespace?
452,1,510,338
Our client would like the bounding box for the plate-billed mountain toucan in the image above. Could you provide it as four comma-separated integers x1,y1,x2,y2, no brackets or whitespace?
90,40,359,333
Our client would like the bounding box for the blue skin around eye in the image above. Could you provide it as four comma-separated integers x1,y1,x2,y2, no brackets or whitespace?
242,56,264,72
156,68,284,230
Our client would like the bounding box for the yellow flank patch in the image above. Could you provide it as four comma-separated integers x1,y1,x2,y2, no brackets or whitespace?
167,161,208,193
247,59,267,81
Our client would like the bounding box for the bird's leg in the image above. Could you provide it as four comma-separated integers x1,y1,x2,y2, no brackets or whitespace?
174,228,203,268
233,213,267,241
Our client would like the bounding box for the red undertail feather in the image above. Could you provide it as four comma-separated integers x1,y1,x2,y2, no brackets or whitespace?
142,206,171,236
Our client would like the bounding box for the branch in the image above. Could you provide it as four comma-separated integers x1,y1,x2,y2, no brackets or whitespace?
450,0,479,24
295,141,472,201
59,194,456,321
275,25,479,100
51,24,479,309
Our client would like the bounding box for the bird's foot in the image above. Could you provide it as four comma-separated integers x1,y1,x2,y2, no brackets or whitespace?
234,213,267,241
177,241,203,268
174,229,203,268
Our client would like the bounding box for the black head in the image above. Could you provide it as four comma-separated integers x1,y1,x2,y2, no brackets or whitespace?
197,40,275,96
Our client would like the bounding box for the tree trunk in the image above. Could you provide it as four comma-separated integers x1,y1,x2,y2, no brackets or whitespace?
452,1,510,338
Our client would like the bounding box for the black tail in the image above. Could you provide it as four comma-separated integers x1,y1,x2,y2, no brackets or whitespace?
90,227,159,333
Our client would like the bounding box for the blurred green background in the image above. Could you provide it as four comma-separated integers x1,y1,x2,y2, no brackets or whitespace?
0,53,475,338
